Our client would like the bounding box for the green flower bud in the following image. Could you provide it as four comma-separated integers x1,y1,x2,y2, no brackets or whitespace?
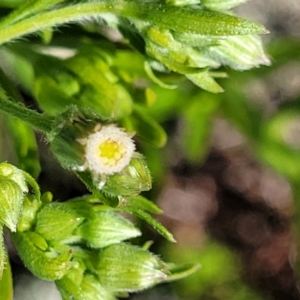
35,202,84,243
11,231,72,280
102,157,152,197
56,261,116,300
17,195,42,232
75,210,141,248
0,163,28,193
81,274,116,300
201,0,248,11
50,111,151,198
0,178,23,232
96,243,168,292
55,260,85,299
0,163,40,232
202,35,271,70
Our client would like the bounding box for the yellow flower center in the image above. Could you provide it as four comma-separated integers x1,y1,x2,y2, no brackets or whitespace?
98,140,126,167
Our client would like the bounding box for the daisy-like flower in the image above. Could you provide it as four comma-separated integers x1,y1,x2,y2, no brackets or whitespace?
78,124,136,177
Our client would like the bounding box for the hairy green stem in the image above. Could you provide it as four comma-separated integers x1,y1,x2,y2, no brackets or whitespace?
0,87,53,133
0,0,65,30
0,1,267,46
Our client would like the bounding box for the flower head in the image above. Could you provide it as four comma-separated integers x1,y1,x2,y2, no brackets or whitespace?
79,124,135,176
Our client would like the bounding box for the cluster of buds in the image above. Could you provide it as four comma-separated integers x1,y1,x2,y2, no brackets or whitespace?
113,0,270,93
9,194,194,299
0,162,39,278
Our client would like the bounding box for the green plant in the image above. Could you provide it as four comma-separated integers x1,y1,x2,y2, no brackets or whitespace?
0,0,270,299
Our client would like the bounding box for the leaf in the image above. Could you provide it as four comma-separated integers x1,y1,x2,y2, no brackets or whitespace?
165,263,200,282
187,72,224,93
125,195,163,214
119,206,176,243
11,231,72,281
181,92,220,163
0,252,13,300
123,2,268,36
130,105,167,147
0,68,40,177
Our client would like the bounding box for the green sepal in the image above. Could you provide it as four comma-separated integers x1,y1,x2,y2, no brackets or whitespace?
11,231,72,280
0,162,28,193
55,260,85,300
16,195,41,232
0,177,24,232
96,243,168,292
165,263,201,282
35,202,84,243
101,157,152,197
186,72,224,93
202,35,271,70
119,206,175,243
0,162,40,232
47,106,97,171
81,274,117,300
125,195,163,214
75,210,141,248
201,0,248,11
56,261,117,300
76,172,120,207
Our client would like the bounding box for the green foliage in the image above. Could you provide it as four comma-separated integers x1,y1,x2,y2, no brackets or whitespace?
0,0,279,299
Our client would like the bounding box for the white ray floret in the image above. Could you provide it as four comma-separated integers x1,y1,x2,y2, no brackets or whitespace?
78,124,136,176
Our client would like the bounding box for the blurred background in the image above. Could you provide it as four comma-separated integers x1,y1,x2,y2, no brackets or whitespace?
1,0,300,299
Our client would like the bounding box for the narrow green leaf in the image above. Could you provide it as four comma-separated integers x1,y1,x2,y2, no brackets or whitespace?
0,251,13,300
125,195,163,214
165,263,200,282
131,105,167,147
119,207,176,243
123,2,268,36
0,0,65,30
187,72,224,93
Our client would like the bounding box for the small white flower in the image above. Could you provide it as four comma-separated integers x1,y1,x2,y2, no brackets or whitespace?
78,124,136,176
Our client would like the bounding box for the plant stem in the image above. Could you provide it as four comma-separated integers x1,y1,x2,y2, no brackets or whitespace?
0,1,267,46
0,2,120,45
0,0,65,30
0,88,53,134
